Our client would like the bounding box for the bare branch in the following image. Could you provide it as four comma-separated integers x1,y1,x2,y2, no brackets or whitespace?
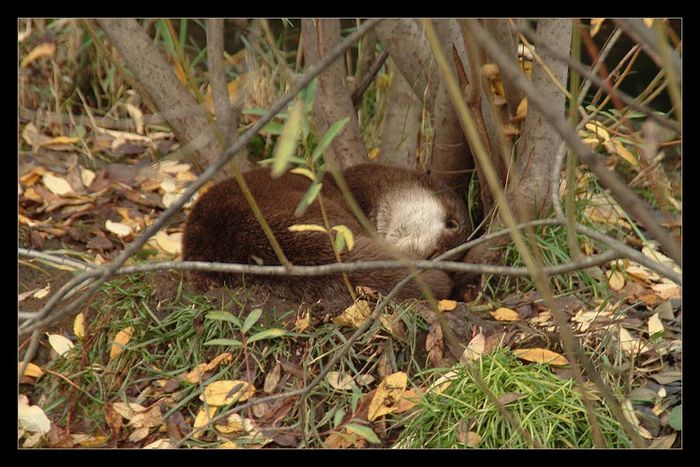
206,19,236,147
351,49,389,107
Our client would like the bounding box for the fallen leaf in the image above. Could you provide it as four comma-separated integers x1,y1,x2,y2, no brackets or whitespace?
647,313,664,338
461,332,485,362
105,220,133,238
495,392,525,405
617,326,651,354
73,312,86,339
110,326,134,360
152,231,182,255
368,371,408,421
326,371,355,391
356,374,375,386
18,395,51,434
200,380,255,406
651,282,681,300
649,433,677,448
428,370,459,395
607,269,626,291
42,173,73,196
128,404,163,429
622,399,654,439
214,413,245,435
80,168,96,189
490,307,520,321
193,406,218,438
143,439,173,449
437,299,457,312
128,426,150,442
111,402,146,420
182,352,233,384
333,300,372,328
294,310,311,332
513,348,568,366
19,362,44,379
47,333,74,356
32,284,51,299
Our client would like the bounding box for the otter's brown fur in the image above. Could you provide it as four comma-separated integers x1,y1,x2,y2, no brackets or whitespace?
182,163,469,305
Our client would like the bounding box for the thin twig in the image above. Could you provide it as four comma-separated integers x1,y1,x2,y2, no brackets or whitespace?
351,49,389,107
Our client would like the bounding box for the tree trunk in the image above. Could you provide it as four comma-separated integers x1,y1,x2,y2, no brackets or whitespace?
98,19,225,179
301,19,367,169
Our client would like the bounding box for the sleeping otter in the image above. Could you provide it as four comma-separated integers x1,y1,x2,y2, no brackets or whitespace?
182,163,469,304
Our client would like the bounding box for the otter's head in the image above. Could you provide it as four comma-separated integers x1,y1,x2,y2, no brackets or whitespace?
375,184,469,259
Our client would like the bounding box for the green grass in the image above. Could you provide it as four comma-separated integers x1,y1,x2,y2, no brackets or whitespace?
392,349,633,448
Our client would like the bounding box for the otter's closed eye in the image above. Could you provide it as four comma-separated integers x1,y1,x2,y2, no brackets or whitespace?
445,219,459,230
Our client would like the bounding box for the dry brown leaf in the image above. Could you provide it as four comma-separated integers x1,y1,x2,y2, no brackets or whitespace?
105,220,133,238
622,399,654,439
368,371,408,421
294,310,311,332
110,326,134,360
647,313,664,337
128,404,163,429
513,348,568,366
607,269,626,291
617,326,651,354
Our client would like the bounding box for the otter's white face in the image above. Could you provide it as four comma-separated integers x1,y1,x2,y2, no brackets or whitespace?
376,187,446,258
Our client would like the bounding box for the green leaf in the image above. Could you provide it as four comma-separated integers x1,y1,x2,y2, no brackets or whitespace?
204,338,243,347
311,117,349,163
271,100,304,178
294,181,323,216
334,230,346,254
242,308,263,334
247,328,287,343
668,405,682,431
345,423,380,444
205,311,242,328
301,78,318,115
333,409,345,428
261,121,284,136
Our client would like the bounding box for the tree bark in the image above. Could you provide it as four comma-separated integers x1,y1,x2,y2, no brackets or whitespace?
375,19,439,108
514,19,572,219
379,59,421,169
301,19,367,169
98,19,225,179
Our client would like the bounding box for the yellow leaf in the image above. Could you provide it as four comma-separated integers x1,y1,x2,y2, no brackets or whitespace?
394,388,421,413
73,312,86,339
368,372,408,421
153,231,182,255
642,18,655,28
288,224,327,234
183,352,233,384
490,307,520,321
18,362,44,379
42,173,73,196
200,380,255,406
290,167,315,181
437,299,457,312
613,141,639,166
512,98,527,123
333,300,372,328
368,147,381,161
584,122,610,141
110,326,134,360
295,309,311,332
590,19,605,38
513,348,568,366
607,269,626,291
20,42,56,68
47,333,74,356
215,413,246,435
33,284,51,299
331,225,355,251
204,73,248,113
40,136,80,147
193,406,218,438
111,402,146,419
143,439,173,449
